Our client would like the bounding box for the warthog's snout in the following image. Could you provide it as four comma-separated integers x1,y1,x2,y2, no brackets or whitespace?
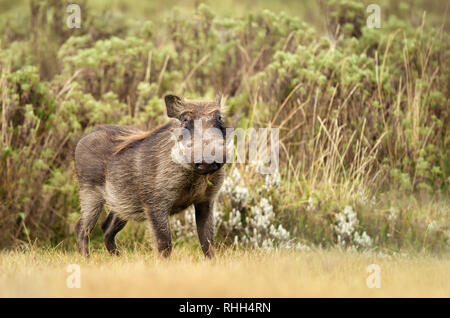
194,162,224,174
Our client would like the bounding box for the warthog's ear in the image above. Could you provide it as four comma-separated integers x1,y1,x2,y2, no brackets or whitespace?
164,94,184,118
216,94,225,108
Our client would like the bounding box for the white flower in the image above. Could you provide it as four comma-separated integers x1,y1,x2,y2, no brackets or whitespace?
387,207,398,221
306,197,316,212
356,188,376,207
223,208,242,233
354,231,373,248
334,205,373,250
232,168,242,182
294,242,311,251
427,221,438,234
269,224,290,242
214,208,224,231
222,168,250,207
334,205,359,239
247,198,275,233
261,171,281,192
171,206,197,239
261,238,274,250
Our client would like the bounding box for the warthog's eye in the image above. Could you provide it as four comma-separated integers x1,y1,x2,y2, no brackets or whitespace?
215,112,226,134
215,112,225,128
215,112,223,125
181,116,193,129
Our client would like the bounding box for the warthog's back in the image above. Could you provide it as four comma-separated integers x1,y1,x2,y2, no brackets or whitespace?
74,125,141,186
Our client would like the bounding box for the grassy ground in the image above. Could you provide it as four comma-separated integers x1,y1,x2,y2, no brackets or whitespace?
1,0,449,253
0,246,449,297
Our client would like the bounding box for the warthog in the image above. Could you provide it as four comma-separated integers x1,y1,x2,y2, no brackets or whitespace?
74,94,227,258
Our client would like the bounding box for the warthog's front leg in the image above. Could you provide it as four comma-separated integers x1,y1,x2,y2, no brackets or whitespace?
146,204,172,258
194,201,215,258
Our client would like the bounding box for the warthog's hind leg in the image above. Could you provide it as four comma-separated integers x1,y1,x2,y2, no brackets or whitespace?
76,186,104,257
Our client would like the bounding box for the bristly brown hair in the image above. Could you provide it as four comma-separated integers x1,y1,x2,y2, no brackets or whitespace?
112,121,174,155
113,130,152,155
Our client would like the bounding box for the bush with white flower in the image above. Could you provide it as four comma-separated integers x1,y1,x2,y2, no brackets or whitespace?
171,168,376,252
171,167,308,250
334,205,373,249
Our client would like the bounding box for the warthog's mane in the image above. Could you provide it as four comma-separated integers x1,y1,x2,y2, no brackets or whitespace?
112,122,173,155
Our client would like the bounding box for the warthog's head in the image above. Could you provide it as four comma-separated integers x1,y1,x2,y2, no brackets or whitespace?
165,94,227,174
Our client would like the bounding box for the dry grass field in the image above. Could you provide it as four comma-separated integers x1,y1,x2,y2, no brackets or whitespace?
0,247,448,298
